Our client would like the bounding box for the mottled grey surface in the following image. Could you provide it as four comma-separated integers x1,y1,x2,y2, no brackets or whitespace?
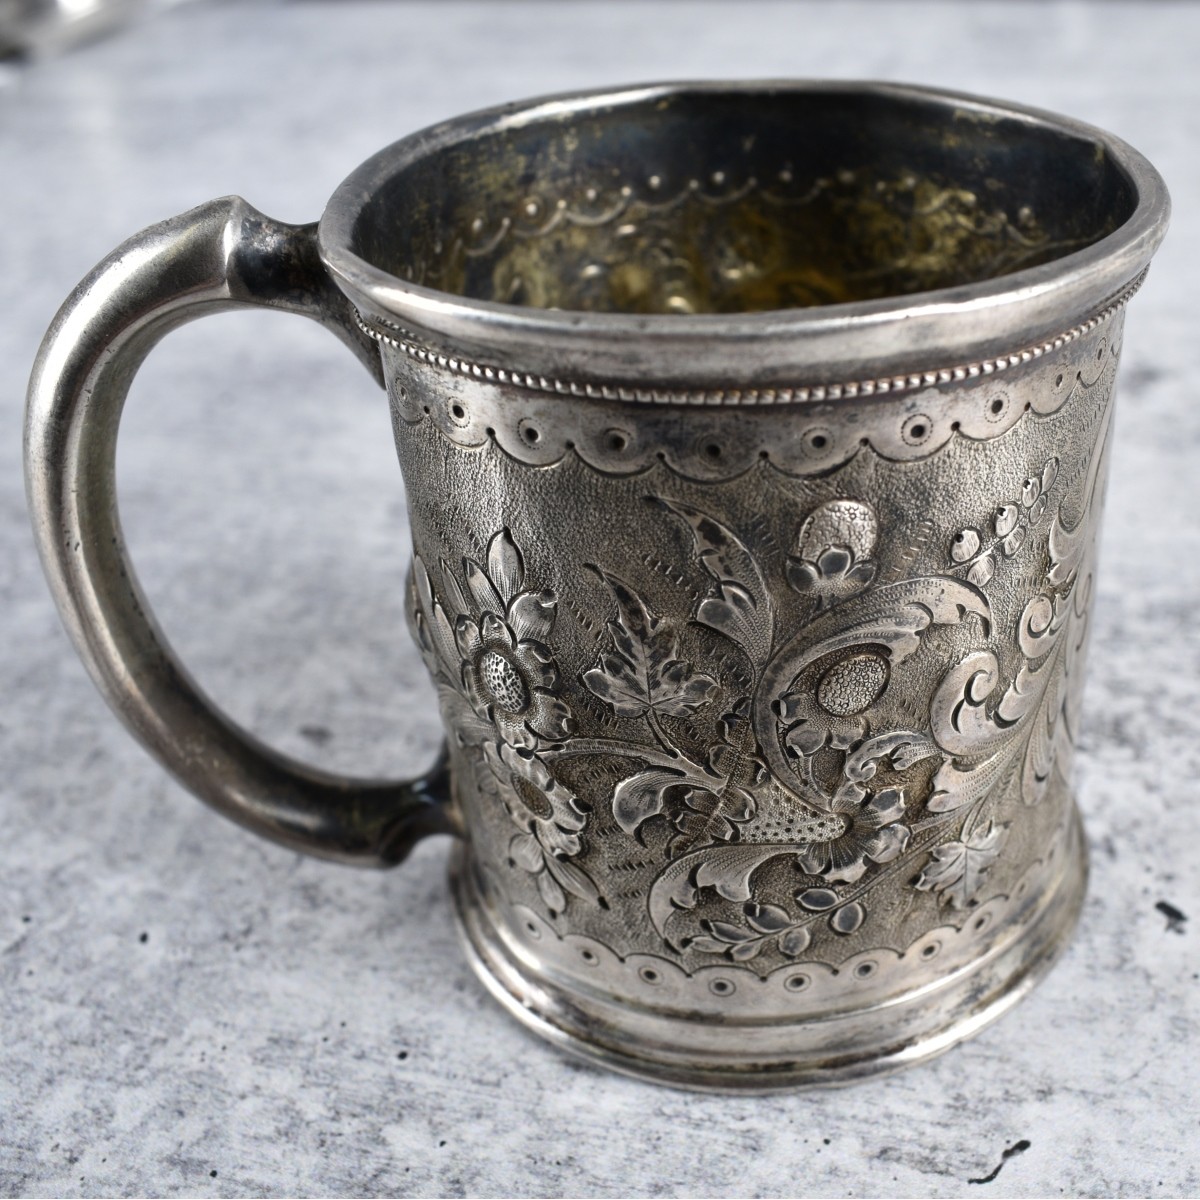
1,2,1198,1197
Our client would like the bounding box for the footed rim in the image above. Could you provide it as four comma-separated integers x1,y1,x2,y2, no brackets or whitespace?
319,80,1169,390
449,806,1088,1093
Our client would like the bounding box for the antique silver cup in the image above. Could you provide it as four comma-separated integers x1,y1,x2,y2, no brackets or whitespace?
26,82,1169,1090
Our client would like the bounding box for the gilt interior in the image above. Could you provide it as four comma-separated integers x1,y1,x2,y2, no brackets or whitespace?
350,89,1135,315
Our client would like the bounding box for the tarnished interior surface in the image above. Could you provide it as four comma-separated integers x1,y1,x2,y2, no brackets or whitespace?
351,89,1135,314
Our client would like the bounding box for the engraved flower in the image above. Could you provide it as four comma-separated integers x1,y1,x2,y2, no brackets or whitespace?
456,609,571,751
410,529,572,750
786,499,878,608
485,740,597,912
797,784,910,885
485,740,584,855
777,651,891,756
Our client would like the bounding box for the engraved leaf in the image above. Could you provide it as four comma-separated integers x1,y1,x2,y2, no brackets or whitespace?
1021,476,1041,507
463,556,504,616
410,558,458,674
1041,457,1059,494
653,497,773,663
407,570,436,662
951,528,981,562
967,555,995,587
729,939,763,962
829,902,865,934
1002,525,1026,557
926,750,1011,813
843,730,939,782
584,567,718,718
914,822,1008,909
486,529,524,602
929,650,1008,759
694,844,790,902
1050,410,1110,588
611,768,686,837
1048,501,1090,587
929,601,1067,793
1030,494,1048,524
743,902,791,934
537,867,567,914
708,698,767,786
647,844,804,939
687,936,734,955
994,504,1019,537
509,832,544,874
1019,688,1073,808
797,887,839,911
705,920,756,944
668,783,757,856
438,556,472,622
589,564,654,640
651,661,721,718
545,855,602,904
650,866,700,934
779,926,811,957
696,588,760,650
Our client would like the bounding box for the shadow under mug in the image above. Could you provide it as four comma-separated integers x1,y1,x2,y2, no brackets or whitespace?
25,82,1169,1090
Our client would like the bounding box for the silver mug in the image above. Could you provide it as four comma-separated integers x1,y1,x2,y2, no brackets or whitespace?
26,82,1169,1090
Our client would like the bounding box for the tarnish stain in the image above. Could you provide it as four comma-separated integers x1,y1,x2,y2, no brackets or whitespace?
1156,900,1187,934
968,1139,1031,1186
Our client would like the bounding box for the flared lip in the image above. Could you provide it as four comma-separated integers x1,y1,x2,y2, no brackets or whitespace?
319,80,1170,391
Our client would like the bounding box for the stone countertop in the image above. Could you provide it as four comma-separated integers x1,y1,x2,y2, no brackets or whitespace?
1,2,1197,1196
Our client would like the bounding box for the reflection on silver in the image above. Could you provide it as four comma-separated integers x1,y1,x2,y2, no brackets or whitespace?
1,0,156,59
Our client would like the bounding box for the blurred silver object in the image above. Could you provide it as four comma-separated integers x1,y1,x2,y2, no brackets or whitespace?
0,0,149,58
25,82,1169,1090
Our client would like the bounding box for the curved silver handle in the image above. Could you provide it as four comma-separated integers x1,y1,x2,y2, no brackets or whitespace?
25,196,454,866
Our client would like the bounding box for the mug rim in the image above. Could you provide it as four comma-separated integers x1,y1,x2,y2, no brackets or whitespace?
319,79,1169,390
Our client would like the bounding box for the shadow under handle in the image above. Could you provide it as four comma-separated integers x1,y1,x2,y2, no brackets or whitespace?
24,196,455,866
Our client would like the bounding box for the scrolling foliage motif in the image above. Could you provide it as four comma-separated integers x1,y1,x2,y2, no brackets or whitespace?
564,497,990,957
408,410,1109,962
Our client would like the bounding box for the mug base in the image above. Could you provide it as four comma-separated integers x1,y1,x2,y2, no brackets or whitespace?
450,805,1087,1093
